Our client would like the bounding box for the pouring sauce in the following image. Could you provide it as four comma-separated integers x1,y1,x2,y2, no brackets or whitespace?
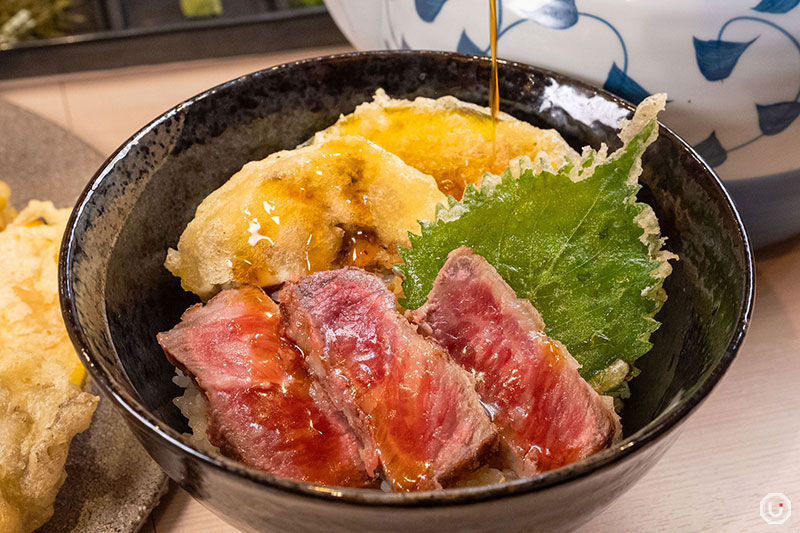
489,0,500,141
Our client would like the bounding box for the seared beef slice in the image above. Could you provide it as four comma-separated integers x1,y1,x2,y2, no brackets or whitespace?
409,247,621,476
157,286,372,487
280,268,497,491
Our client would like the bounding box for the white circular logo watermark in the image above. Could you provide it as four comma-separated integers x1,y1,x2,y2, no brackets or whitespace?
761,493,791,525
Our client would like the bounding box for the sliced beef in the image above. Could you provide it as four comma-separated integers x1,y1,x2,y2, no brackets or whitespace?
280,268,497,491
157,286,372,487
409,247,621,476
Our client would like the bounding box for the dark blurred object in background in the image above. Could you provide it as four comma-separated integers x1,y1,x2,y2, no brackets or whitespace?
0,1,103,46
179,0,224,19
0,0,344,79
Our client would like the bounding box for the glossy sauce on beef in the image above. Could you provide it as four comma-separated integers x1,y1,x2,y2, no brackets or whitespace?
280,268,497,491
157,286,372,487
410,248,620,475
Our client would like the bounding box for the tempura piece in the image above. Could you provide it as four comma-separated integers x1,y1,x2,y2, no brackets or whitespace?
313,89,578,198
0,181,16,231
0,196,98,533
166,136,446,299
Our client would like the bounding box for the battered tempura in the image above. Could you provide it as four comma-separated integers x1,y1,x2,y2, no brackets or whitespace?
0,184,97,533
0,182,16,231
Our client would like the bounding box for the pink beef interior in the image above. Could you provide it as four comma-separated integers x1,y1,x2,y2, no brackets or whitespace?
409,247,621,476
280,267,498,491
157,286,372,487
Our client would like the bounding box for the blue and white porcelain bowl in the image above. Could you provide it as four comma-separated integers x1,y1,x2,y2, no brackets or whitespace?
325,0,800,247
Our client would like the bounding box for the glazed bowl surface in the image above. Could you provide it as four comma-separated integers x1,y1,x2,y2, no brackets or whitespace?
60,51,753,532
326,0,800,246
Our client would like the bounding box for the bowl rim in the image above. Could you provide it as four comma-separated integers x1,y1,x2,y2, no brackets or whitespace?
59,49,755,507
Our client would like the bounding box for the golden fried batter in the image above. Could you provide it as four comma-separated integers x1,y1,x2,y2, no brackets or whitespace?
0,181,16,231
0,189,97,533
165,136,446,299
313,89,578,199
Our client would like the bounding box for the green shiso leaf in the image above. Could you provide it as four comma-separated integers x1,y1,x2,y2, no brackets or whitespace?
397,95,676,392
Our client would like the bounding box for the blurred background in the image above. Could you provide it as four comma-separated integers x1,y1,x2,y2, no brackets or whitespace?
0,0,346,78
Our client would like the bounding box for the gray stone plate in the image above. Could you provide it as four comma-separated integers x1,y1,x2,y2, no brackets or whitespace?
0,98,168,533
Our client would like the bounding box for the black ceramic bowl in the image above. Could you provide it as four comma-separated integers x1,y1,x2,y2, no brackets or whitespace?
59,51,753,532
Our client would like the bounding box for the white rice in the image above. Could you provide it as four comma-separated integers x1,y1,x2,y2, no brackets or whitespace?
450,465,518,488
172,371,219,454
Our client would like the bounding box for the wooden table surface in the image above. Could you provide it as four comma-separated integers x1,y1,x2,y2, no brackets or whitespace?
2,45,797,533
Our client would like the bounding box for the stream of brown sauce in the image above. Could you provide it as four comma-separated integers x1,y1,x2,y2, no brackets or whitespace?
489,0,499,156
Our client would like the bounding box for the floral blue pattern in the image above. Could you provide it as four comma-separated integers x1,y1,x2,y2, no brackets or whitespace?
757,102,800,135
447,0,653,104
693,37,757,81
604,63,651,105
752,0,800,13
457,30,485,56
415,0,448,22
693,12,800,166
694,132,728,167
